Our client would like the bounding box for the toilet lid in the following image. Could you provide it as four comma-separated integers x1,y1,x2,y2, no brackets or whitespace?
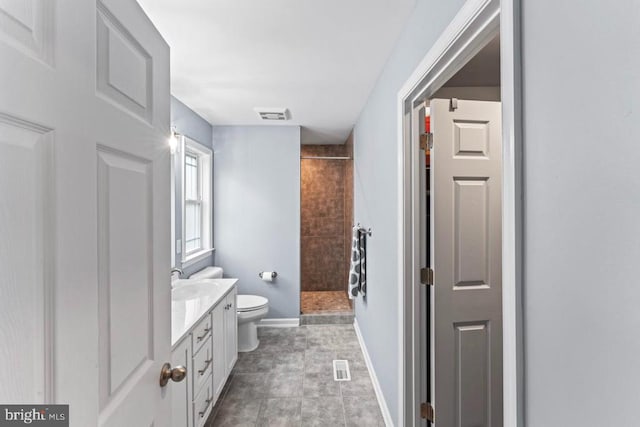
237,295,268,312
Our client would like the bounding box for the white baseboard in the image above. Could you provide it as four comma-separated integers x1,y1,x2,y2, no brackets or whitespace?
258,318,300,328
354,319,394,427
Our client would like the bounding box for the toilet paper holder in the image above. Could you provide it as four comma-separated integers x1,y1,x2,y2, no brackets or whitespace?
259,271,278,279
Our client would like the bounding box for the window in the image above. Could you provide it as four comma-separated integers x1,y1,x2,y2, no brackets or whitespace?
180,137,213,265
184,152,202,253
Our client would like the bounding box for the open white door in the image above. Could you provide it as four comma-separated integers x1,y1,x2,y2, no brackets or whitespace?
0,1,173,426
431,98,503,426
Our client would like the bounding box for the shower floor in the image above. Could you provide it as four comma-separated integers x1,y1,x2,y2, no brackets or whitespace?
300,290,353,314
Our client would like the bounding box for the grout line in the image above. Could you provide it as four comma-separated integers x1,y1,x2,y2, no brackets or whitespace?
254,398,264,427
207,373,234,426
339,338,348,426
301,331,308,427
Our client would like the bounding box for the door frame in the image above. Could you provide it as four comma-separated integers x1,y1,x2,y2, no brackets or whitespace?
396,0,523,425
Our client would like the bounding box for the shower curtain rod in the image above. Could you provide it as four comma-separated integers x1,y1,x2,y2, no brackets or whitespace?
300,156,352,160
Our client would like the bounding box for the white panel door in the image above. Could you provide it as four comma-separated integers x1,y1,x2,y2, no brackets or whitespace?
431,99,503,427
0,1,172,426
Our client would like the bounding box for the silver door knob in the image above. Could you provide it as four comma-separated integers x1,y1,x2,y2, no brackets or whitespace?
159,363,187,387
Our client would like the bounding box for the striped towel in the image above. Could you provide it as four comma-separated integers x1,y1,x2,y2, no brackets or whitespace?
348,226,367,299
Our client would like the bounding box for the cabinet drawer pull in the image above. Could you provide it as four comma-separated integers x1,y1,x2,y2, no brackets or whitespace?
198,358,212,375
196,327,211,342
199,397,213,418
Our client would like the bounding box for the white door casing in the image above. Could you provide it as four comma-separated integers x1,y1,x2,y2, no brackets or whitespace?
0,1,172,426
431,98,503,426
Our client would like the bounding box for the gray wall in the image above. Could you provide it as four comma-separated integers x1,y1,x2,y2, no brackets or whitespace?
522,1,640,425
356,0,640,424
170,96,215,277
351,0,465,423
212,126,301,319
432,86,501,101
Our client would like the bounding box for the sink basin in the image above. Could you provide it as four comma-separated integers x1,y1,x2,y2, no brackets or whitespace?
171,278,191,288
172,280,224,301
171,277,238,347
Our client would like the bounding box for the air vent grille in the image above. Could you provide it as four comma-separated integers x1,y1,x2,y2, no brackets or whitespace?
254,107,290,121
259,112,286,120
333,360,351,381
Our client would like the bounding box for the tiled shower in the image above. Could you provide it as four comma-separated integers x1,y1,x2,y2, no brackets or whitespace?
300,135,354,314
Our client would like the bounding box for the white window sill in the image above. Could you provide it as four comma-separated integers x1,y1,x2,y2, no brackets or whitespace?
181,248,215,268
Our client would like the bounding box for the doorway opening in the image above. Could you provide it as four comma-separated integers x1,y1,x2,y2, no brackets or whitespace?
420,33,503,427
299,138,355,322
397,0,524,426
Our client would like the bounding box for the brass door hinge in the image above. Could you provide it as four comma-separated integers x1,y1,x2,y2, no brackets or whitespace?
419,133,433,151
420,402,434,422
420,268,434,286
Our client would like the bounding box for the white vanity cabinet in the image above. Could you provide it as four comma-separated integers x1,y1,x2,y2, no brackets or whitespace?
170,281,238,427
212,289,238,398
191,314,214,427
224,291,238,374
192,335,213,397
171,338,191,427
211,301,226,399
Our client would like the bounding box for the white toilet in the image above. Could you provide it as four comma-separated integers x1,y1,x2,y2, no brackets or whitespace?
189,266,269,352
236,294,269,352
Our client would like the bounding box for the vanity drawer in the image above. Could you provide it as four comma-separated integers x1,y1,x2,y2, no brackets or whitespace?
192,373,214,427
192,313,212,354
192,335,213,395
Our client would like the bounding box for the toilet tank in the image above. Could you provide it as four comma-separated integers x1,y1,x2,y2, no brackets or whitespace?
189,266,224,279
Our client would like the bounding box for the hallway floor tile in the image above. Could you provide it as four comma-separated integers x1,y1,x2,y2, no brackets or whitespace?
207,325,384,427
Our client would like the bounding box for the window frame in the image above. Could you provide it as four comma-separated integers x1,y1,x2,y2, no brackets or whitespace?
180,136,213,266
184,150,202,255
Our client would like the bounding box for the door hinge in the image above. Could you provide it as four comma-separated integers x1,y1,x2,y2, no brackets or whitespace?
449,97,458,111
419,133,433,151
420,402,435,422
420,268,434,286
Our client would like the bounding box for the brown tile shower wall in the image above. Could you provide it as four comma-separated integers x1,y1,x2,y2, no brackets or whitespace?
301,141,354,292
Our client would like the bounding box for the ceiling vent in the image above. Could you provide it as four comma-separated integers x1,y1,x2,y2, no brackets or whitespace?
254,107,290,121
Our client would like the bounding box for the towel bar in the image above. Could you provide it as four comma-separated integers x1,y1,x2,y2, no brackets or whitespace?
357,223,372,237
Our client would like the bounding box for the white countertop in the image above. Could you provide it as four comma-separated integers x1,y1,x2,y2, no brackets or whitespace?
171,278,238,347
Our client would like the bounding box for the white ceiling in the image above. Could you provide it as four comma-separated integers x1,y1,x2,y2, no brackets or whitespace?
138,0,416,144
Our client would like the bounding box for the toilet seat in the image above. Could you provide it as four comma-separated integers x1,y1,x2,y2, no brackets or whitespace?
237,295,268,312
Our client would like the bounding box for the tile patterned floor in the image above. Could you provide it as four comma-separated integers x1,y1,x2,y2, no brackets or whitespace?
300,291,353,314
207,325,385,426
